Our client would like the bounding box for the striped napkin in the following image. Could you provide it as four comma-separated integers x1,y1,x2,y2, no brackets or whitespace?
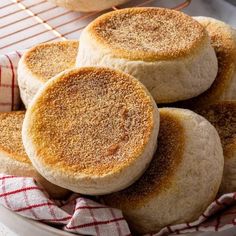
0,174,131,236
0,51,23,112
1,51,236,236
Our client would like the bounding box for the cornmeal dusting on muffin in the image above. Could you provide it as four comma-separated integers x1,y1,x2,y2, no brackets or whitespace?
0,111,30,164
28,68,155,176
89,8,207,61
24,40,79,82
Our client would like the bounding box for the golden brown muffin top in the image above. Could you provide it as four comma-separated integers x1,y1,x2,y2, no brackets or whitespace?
0,111,30,164
103,108,185,209
87,7,208,61
26,67,156,176
23,40,79,82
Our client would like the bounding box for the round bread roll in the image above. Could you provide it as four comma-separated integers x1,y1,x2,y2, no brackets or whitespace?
195,17,236,102
18,40,79,108
76,7,218,103
103,108,224,234
22,67,159,195
196,101,236,194
0,111,70,199
47,0,131,12
170,17,236,109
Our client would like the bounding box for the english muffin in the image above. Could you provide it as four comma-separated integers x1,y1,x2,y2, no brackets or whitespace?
76,8,218,103
103,108,224,234
47,0,131,12
22,67,159,195
197,101,236,194
18,40,79,108
171,17,236,109
0,111,70,199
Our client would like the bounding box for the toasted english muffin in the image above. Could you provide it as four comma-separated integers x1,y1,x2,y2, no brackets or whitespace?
77,7,218,103
18,40,79,108
47,0,131,12
22,67,159,195
170,17,236,109
195,17,236,103
103,108,224,234
197,101,236,194
0,111,70,199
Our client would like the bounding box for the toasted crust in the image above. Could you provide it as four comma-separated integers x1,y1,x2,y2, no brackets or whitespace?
18,40,79,108
23,40,79,82
102,108,223,233
103,109,185,209
0,111,70,199
0,111,29,164
78,10,217,104
196,101,236,153
23,67,159,194
169,17,236,108
87,8,208,61
27,68,155,175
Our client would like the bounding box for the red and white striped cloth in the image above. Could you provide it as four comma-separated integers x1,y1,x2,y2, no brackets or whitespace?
0,50,24,112
1,51,236,235
0,174,130,236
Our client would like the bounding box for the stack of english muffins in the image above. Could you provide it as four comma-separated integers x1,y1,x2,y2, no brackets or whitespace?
1,7,236,235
